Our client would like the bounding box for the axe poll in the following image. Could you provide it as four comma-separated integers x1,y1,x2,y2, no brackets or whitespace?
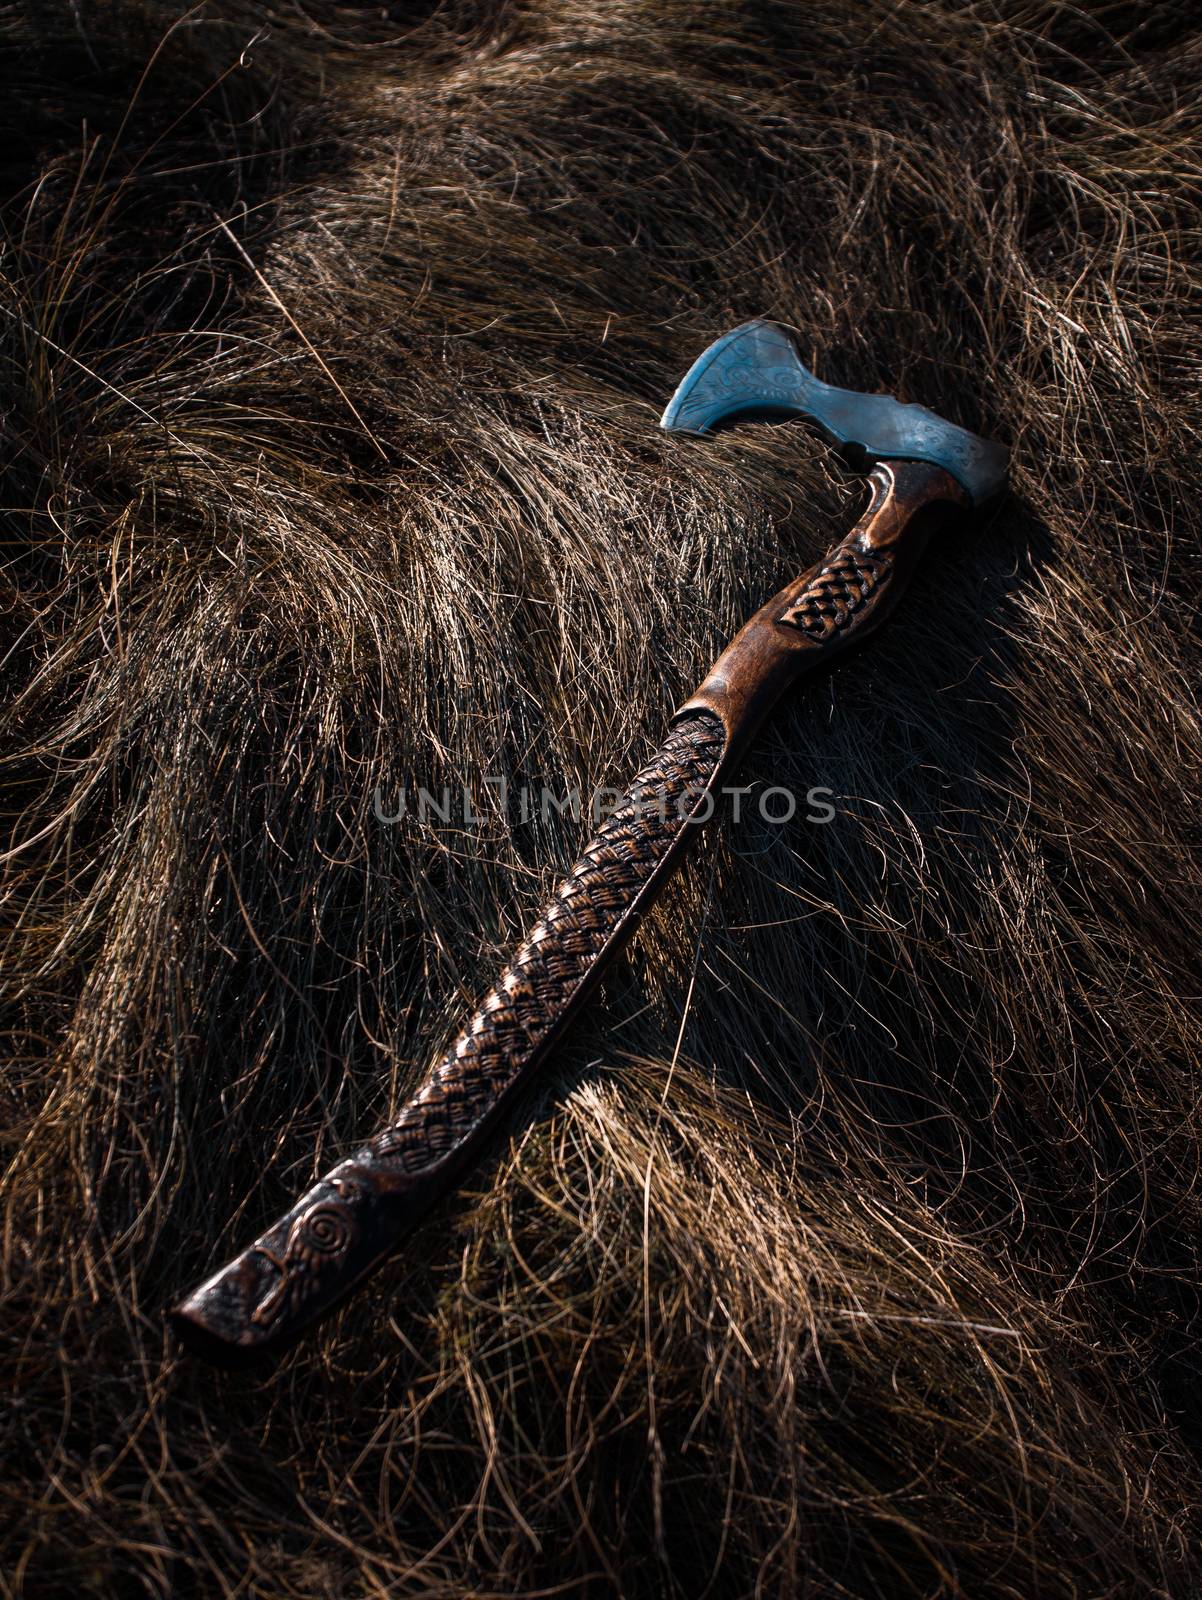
173,320,1008,1363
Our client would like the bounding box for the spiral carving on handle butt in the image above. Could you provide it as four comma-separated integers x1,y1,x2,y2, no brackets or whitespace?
247,1178,366,1333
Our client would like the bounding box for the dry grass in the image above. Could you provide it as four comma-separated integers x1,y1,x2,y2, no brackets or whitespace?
2,1,1201,1594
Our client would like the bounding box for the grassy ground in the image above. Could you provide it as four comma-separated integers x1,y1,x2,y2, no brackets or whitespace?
2,2,1201,1594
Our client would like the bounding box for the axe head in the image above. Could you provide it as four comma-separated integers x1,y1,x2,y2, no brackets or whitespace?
661,320,1007,505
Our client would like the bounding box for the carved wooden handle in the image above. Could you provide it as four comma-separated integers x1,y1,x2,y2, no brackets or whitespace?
172,460,965,1362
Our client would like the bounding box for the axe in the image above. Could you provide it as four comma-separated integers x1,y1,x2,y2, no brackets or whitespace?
173,320,1007,1363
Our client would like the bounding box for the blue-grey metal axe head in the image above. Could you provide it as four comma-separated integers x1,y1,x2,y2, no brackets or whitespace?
661,320,1007,505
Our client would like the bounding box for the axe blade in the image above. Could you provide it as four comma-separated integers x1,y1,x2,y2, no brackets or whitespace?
661,320,1008,505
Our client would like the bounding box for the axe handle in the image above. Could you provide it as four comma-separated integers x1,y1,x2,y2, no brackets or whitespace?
172,460,965,1363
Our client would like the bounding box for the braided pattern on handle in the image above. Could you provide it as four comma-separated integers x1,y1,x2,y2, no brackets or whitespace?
370,710,727,1170
172,711,726,1357
778,543,891,638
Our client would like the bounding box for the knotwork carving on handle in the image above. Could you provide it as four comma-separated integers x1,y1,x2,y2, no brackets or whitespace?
776,541,891,639
173,711,728,1358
